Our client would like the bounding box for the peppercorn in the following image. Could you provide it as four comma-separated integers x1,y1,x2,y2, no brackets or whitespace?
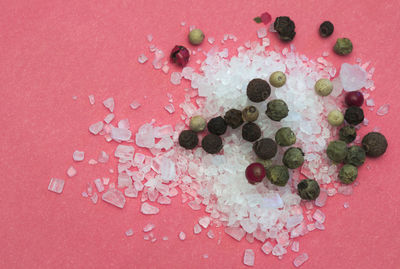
334,38,353,55
170,45,190,67
274,16,296,41
275,127,296,146
246,78,271,103
188,29,205,45
253,138,278,160
345,91,364,107
339,125,357,143
179,130,198,149
201,134,223,154
327,140,348,163
224,109,244,129
189,116,206,132
269,71,287,88
207,116,227,135
345,145,366,167
245,162,266,184
242,106,259,122
362,132,388,157
256,158,273,170
344,106,364,125
327,110,344,126
266,99,289,121
266,165,290,186
282,147,304,169
319,21,334,37
339,164,358,184
315,78,333,96
242,122,261,142
297,179,320,200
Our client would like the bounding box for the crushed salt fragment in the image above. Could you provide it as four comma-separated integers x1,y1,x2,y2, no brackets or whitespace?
141,202,159,215
66,166,77,177
130,100,141,110
94,178,105,192
91,193,98,204
170,72,182,85
377,104,390,116
261,241,273,255
104,113,115,124
98,151,109,163
344,202,350,208
207,230,215,239
199,216,211,229
89,121,104,135
48,178,65,194
293,253,309,267
143,223,155,232
340,63,368,92
179,231,186,240
243,249,255,267
164,104,175,114
194,224,202,234
81,191,88,198
272,244,287,256
125,229,134,237
312,209,326,223
147,34,153,42
225,227,246,241
88,94,95,105
291,241,300,252
138,54,148,64
102,189,126,208
103,97,115,112
88,159,97,165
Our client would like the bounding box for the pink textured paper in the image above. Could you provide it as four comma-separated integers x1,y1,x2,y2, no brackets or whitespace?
1,0,400,268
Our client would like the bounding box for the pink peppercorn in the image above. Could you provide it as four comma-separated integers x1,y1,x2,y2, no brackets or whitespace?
245,163,266,184
170,45,190,67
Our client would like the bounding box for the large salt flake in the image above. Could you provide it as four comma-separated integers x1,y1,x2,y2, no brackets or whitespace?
141,202,159,215
340,63,368,92
293,253,309,267
103,97,115,112
135,122,155,148
160,157,176,182
114,145,135,161
243,249,255,267
111,127,131,141
102,189,126,208
89,121,104,135
48,178,65,194
225,227,246,241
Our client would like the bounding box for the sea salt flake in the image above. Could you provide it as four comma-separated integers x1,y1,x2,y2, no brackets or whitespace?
377,104,390,116
48,178,65,194
88,159,97,165
162,236,168,241
170,72,182,85
225,227,246,241
272,244,287,256
104,113,115,124
293,253,309,267
257,27,267,38
157,196,171,205
179,231,186,240
286,215,304,229
102,189,126,208
314,221,325,230
114,145,135,161
199,216,211,229
125,229,134,237
138,54,148,64
340,63,368,92
207,230,215,239
88,94,95,105
103,97,115,112
98,151,109,163
147,34,153,42
366,99,375,107
313,209,326,223
194,224,202,234
141,202,159,215
94,178,105,192
130,100,141,110
124,186,138,198
164,104,175,114
243,249,255,267
203,254,209,259
118,173,131,188
315,189,327,207
89,121,104,135
261,241,273,255
344,202,350,208
291,241,300,252
143,223,155,232
66,166,77,177
188,200,201,210
91,193,98,204
81,191,88,198
161,65,170,74
111,127,132,141
208,37,215,44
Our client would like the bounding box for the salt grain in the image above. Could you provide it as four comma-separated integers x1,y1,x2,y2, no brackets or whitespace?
66,166,77,177
48,178,65,194
312,209,326,223
73,150,85,162
143,223,155,232
291,241,300,252
147,34,153,42
88,94,95,105
293,253,309,267
377,104,390,116
103,97,115,112
208,37,215,44
243,249,255,267
366,99,375,107
104,113,115,124
91,193,98,204
164,104,175,114
170,72,182,85
340,63,368,92
344,202,350,208
138,54,148,64
88,159,97,165
102,189,126,208
194,224,202,234
225,227,246,241
261,241,273,255
125,229,134,237
179,231,186,240
89,121,104,135
130,100,141,110
207,230,215,239
199,216,211,229
94,178,105,192
141,202,159,215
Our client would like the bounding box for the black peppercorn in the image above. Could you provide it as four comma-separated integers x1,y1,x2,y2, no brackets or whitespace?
339,125,357,143
344,106,364,125
224,109,244,129
345,145,366,167
266,99,289,121
362,132,388,157
319,21,334,37
201,134,223,154
266,165,290,186
274,16,296,41
246,78,271,103
282,147,304,169
207,116,227,135
253,138,278,160
178,130,198,149
242,122,262,142
297,179,320,200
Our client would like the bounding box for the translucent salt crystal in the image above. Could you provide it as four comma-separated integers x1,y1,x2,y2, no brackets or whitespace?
88,94,95,105
102,189,126,208
261,241,273,255
315,189,327,207
207,230,215,239
93,178,105,192
97,151,109,163
261,193,283,208
147,34,153,42
118,173,131,188
104,113,115,124
157,196,171,205
344,202,350,208
130,100,141,110
124,186,138,198
199,216,211,229
151,238,157,243
135,122,155,148
66,166,77,177
91,193,98,204
340,63,368,92
338,185,353,195
293,253,309,267
144,235,150,240
377,104,390,116
125,229,134,237
225,227,246,241
243,249,255,267
141,202,159,215
48,178,65,194
111,127,132,142
178,231,186,240
208,37,215,44
138,54,148,64
72,96,77,100
330,77,343,97
363,118,369,126
133,153,146,167
188,200,201,210
313,209,326,223
272,244,287,256
155,125,174,138
162,236,168,241
366,99,375,107
219,48,228,58
286,214,304,229
307,223,315,231
114,145,135,161
89,121,104,135
291,241,299,252
246,233,254,243
143,223,155,232
314,221,325,230
170,72,182,85
103,97,115,112
81,191,88,198
194,224,202,234
164,104,175,114
161,65,170,74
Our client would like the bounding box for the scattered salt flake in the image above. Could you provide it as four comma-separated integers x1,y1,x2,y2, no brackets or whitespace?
179,231,186,241
286,214,304,229
307,223,315,231
89,121,104,135
103,178,110,185
313,209,326,223
208,37,215,44
124,186,138,198
141,202,159,215
151,238,157,243
340,63,368,92
104,113,115,124
207,230,215,239
157,196,171,205
294,253,309,267
164,104,175,114
88,94,95,105
103,97,115,112
162,236,168,241
344,202,350,209
363,118,369,126
91,193,98,204
98,151,109,163
261,241,273,255
170,72,182,85
66,166,77,177
246,233,255,243
199,216,211,229
81,191,88,198
138,54,148,64
147,34,153,42
257,27,267,38
315,189,327,207
377,104,390,116
194,224,202,234
111,127,132,141
203,254,209,259
225,227,246,241
366,99,375,107
314,221,325,230
94,178,105,192
115,145,135,161
243,249,255,267
102,189,126,208
144,235,150,240
188,200,201,210
162,65,170,74
130,100,141,110
125,229,134,237
88,159,97,165
291,241,300,252
143,223,155,232
48,178,65,194
272,244,287,256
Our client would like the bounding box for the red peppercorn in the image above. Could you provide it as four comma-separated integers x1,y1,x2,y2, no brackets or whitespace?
170,45,190,67
345,91,364,107
245,163,266,184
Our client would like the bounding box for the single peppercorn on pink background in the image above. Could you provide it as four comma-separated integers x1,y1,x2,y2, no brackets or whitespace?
1,0,400,268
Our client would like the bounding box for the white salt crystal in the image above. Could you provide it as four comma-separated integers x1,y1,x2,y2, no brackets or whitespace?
344,202,350,208
366,98,375,107
130,100,141,110
363,118,369,126
97,151,109,163
243,249,255,267
124,186,138,198
314,221,325,230
199,216,211,229
256,27,268,39
81,191,88,198
286,215,304,229
315,189,327,207
203,254,209,259
118,119,130,130
322,51,330,57
89,121,104,135
157,196,171,205
88,159,97,165
340,63,368,92
103,177,110,185
208,37,215,44
66,166,77,177
104,113,115,124
111,127,132,141
178,231,186,240
94,178,105,192
272,244,287,256
141,202,159,215
207,230,215,239
291,241,300,252
88,94,95,105
48,178,65,194
293,253,309,267
164,104,175,114
313,209,326,223
147,34,153,42
144,235,150,240
114,145,135,161
225,227,246,241
125,229,134,237
194,224,202,234
261,241,273,255
143,223,155,232
118,173,131,188
377,104,390,116
103,97,115,112
188,200,201,210
135,122,155,148
91,193,98,204
161,65,170,74
72,96,77,100
102,189,126,208
246,233,254,243
138,54,148,64
170,72,182,85
180,21,186,26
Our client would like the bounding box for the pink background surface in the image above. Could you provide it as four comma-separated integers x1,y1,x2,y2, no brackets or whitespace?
1,0,400,268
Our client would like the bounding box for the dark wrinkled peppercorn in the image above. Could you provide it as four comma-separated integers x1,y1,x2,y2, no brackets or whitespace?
224,109,244,129
334,38,353,55
275,127,296,146
297,179,320,200
327,140,348,163
266,165,290,186
339,125,357,143
274,16,296,41
178,130,198,149
282,147,304,169
339,164,358,184
266,99,289,121
242,122,261,142
242,106,259,122
344,106,364,125
362,132,388,157
345,146,366,167
246,78,271,103
253,138,278,160
207,116,227,135
319,21,334,37
201,134,223,154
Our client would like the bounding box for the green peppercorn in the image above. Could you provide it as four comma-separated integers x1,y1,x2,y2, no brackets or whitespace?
339,125,357,143
327,110,344,126
189,116,206,132
269,71,286,88
246,78,271,103
334,38,353,55
266,99,289,121
319,21,334,37
242,106,259,122
256,158,273,170
224,109,244,129
344,106,364,125
327,140,348,163
207,116,227,135
362,132,388,157
345,145,366,167
282,147,304,169
201,134,223,154
339,164,358,184
275,127,296,146
242,122,261,142
274,16,296,41
297,179,320,200
315,78,333,96
266,165,290,186
253,138,278,160
188,29,205,45
179,130,198,149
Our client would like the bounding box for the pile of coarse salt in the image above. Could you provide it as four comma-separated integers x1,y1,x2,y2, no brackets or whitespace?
49,32,381,266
